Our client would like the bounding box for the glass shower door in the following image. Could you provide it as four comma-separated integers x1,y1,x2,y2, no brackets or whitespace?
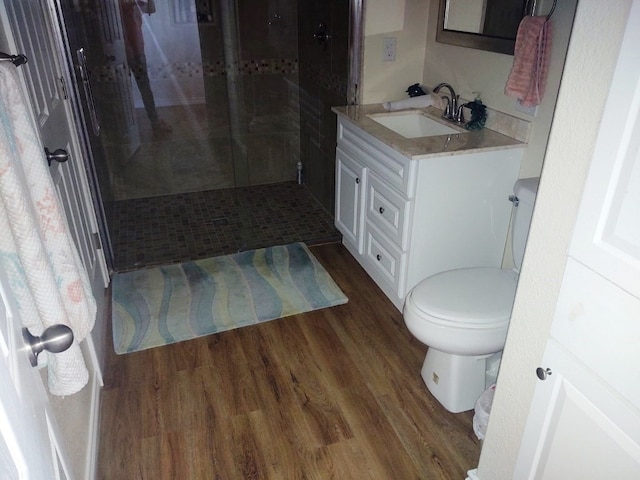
55,0,349,271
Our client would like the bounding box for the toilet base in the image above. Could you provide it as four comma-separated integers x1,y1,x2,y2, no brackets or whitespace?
421,348,494,413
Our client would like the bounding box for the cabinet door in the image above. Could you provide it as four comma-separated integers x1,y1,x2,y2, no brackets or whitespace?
335,147,365,253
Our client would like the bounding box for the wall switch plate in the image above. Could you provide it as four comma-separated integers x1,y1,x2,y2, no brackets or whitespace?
383,37,397,62
515,99,538,116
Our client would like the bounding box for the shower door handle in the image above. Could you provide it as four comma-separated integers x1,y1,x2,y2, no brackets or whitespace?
76,48,101,136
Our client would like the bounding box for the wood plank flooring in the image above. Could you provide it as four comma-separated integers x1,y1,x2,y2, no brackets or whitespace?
98,243,480,479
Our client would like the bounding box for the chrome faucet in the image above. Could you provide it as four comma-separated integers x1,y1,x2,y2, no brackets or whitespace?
433,82,464,123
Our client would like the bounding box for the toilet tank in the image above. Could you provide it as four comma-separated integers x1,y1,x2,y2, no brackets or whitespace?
511,177,540,270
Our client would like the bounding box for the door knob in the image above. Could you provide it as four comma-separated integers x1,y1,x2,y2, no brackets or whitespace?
45,148,69,166
22,325,74,367
536,367,552,380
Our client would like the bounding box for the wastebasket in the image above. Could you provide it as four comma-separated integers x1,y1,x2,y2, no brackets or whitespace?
473,384,496,440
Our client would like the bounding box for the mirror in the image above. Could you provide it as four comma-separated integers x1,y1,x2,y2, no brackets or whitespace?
436,0,528,55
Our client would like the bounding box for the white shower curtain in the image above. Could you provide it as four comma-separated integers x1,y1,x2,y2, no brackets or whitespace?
0,62,96,396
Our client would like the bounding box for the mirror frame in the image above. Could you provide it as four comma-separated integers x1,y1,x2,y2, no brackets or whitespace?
435,0,516,55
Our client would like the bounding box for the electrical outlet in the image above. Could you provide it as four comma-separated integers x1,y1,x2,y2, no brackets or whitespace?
383,37,397,62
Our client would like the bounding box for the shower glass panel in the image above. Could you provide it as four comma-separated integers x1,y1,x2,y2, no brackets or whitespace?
56,0,347,271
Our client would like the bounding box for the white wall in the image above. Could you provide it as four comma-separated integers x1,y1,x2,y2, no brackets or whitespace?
361,0,429,104
477,1,633,478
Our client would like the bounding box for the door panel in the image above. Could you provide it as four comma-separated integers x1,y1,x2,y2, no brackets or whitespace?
514,339,640,479
0,268,69,480
3,0,109,293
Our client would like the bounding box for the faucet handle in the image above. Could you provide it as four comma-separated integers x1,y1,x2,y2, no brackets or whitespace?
454,104,465,123
441,96,452,118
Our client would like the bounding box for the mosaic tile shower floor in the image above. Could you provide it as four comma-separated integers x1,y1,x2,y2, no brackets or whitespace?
109,182,341,272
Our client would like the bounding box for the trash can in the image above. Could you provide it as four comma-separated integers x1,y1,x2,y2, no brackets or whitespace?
473,384,496,441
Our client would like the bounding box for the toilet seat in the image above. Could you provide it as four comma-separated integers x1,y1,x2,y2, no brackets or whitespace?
409,267,518,328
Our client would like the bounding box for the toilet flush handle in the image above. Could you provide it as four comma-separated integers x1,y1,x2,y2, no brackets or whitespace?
508,194,519,207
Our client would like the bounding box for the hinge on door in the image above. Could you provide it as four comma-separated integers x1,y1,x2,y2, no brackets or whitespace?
92,232,102,250
58,76,68,100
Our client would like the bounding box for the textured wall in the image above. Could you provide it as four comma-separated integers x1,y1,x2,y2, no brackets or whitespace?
477,1,633,478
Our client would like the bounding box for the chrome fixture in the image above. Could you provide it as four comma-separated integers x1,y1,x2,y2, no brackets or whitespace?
536,367,552,380
45,147,69,166
313,22,332,45
433,82,465,123
22,325,74,367
0,51,27,66
267,13,282,26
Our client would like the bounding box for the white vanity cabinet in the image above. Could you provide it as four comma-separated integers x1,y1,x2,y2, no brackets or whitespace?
335,116,524,311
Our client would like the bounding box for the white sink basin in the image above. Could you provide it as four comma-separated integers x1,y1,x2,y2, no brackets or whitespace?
368,111,464,138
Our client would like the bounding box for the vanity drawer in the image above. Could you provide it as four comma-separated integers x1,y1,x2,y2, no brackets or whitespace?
366,173,411,250
364,222,407,296
338,119,415,196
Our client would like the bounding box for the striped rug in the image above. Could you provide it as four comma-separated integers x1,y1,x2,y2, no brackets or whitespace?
111,243,348,354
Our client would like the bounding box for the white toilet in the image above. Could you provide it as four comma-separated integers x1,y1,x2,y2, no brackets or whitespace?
403,177,539,413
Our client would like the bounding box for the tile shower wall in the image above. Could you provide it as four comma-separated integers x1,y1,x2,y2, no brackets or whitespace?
297,0,350,213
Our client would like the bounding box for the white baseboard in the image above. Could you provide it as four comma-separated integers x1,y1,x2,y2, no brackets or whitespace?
466,468,480,480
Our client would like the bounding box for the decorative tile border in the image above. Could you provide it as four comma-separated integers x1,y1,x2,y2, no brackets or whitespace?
91,58,298,82
299,61,348,99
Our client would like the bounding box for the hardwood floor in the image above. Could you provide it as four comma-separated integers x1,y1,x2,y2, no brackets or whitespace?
98,243,480,479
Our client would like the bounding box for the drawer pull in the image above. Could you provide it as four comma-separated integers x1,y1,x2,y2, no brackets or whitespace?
355,177,360,184
379,207,385,214
376,254,382,261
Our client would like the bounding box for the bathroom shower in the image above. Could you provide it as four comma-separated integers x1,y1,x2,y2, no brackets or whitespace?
54,0,356,271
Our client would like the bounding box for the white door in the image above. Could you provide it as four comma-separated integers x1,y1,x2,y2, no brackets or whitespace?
514,0,640,477
0,269,71,479
0,0,108,477
1,0,109,294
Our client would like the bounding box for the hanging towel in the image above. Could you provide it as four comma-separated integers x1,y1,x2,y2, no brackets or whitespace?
505,16,552,107
0,63,96,396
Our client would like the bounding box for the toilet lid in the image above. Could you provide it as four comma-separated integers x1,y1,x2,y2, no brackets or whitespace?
410,267,518,326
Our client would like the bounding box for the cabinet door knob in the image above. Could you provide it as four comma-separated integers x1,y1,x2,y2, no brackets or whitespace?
355,177,360,184
376,254,382,261
379,207,385,214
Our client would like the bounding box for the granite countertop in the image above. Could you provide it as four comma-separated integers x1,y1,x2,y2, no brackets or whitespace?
332,104,525,160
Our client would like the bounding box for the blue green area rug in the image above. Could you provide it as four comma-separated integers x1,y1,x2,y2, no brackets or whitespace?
111,243,348,354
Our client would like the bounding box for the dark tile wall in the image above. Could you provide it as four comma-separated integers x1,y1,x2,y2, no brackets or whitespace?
198,1,301,189
297,0,350,214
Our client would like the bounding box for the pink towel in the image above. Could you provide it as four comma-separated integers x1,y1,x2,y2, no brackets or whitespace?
505,16,552,107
